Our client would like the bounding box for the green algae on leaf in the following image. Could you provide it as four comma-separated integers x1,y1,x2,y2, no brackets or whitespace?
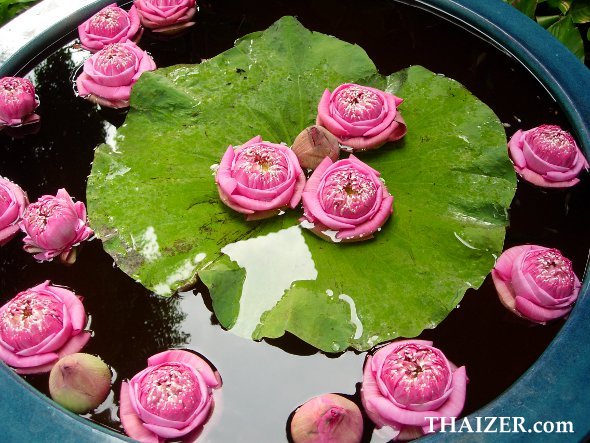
87,16,515,352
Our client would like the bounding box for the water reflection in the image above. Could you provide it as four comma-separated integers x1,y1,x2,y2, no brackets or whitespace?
178,291,364,443
223,225,317,337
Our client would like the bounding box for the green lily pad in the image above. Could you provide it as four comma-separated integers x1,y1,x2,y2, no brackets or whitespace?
87,16,516,352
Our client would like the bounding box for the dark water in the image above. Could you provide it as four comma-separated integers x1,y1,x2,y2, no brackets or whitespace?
0,1,588,442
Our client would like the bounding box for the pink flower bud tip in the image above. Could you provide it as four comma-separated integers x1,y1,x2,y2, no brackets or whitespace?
20,188,93,264
0,77,40,129
290,394,363,443
508,124,588,188
49,353,112,413
492,245,580,323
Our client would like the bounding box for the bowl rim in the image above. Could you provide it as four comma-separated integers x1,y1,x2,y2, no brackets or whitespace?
0,0,588,442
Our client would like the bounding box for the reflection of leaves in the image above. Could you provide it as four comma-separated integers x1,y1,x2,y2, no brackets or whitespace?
0,48,106,199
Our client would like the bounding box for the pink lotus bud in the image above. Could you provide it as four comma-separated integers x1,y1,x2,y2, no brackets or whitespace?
508,124,588,188
120,349,222,442
76,42,156,109
316,83,406,151
215,135,306,220
292,125,340,170
0,281,91,374
20,188,93,264
301,155,393,242
0,77,40,128
49,353,112,413
290,394,363,443
361,340,468,440
134,0,197,35
78,4,143,52
0,177,28,246
492,245,580,323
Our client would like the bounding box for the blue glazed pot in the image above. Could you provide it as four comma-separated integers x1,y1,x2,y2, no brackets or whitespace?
0,1,588,442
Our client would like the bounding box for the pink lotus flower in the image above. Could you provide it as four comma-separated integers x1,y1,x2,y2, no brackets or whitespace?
492,245,580,323
20,188,93,264
76,42,156,109
290,394,363,443
0,177,28,246
301,155,393,242
361,340,468,440
508,124,588,188
316,83,406,151
134,0,197,34
120,349,222,443
78,4,143,52
216,135,306,220
0,281,91,374
0,77,40,128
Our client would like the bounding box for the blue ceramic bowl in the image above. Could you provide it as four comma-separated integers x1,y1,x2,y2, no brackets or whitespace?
0,1,588,441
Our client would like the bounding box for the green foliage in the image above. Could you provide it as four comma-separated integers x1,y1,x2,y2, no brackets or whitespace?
87,17,515,352
0,0,38,27
505,0,590,63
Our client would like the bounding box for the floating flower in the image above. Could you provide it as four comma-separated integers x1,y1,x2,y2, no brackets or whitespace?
491,245,580,323
120,349,222,443
508,124,588,188
301,155,393,242
290,394,363,443
0,281,91,374
134,0,197,35
215,135,306,220
78,4,143,52
316,83,406,151
0,77,40,128
49,353,112,413
0,177,28,246
20,188,93,264
361,340,468,440
76,42,156,109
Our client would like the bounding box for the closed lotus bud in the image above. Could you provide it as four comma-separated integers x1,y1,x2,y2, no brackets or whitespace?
292,125,340,170
49,353,112,414
290,394,363,443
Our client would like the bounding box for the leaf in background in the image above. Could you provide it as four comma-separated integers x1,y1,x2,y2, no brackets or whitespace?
546,0,572,14
537,14,562,27
505,0,539,18
547,15,585,61
570,0,590,23
0,0,38,26
87,17,515,352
